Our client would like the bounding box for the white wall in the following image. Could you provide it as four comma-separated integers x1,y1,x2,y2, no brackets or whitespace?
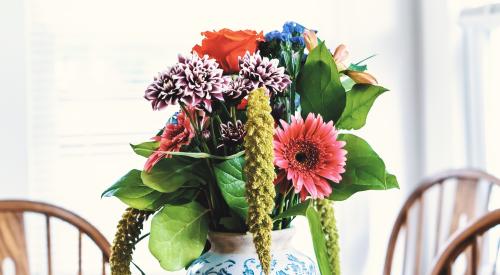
0,0,28,197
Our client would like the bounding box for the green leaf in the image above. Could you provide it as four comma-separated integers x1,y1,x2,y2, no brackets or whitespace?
297,41,346,123
329,134,398,201
341,77,356,92
385,172,400,189
149,202,209,271
273,199,312,221
102,170,167,211
131,141,159,157
336,84,388,130
141,157,206,193
306,206,333,275
214,156,248,219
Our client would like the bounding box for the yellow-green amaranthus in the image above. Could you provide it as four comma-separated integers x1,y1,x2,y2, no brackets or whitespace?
244,87,276,275
110,208,151,275
317,199,341,275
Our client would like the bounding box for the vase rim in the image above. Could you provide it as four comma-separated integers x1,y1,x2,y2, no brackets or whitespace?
207,227,296,254
208,227,295,236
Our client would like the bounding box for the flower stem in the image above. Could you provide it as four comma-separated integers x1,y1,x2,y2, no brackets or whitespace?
209,116,217,150
230,106,237,124
290,82,296,117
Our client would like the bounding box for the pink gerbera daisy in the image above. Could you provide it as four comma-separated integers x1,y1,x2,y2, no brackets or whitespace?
273,114,347,200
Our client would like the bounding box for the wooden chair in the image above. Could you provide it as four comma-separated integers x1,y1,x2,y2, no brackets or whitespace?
384,169,500,275
430,209,500,275
0,200,111,275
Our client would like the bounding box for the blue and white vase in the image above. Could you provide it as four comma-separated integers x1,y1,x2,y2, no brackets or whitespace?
187,228,318,275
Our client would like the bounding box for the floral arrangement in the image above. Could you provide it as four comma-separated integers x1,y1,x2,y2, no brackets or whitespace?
103,21,398,275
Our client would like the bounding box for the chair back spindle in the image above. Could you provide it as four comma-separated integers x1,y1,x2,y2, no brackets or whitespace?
430,209,500,275
384,169,500,275
0,200,111,275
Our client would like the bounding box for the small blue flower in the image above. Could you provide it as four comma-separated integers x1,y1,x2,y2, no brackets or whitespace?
167,112,179,125
265,30,291,42
290,36,305,47
282,21,306,35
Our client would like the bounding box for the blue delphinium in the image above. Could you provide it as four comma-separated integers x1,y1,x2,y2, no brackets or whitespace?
264,21,306,48
264,30,292,42
282,21,305,36
290,36,305,48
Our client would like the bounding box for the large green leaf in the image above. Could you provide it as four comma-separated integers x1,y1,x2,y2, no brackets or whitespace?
130,141,159,157
273,199,312,221
306,206,333,275
101,170,167,211
149,202,209,271
214,157,248,220
141,157,206,193
297,42,346,123
329,134,398,201
336,84,388,130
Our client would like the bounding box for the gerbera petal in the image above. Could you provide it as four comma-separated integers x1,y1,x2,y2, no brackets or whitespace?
273,113,347,199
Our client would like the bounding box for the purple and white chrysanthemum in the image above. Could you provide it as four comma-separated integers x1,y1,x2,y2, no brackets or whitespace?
224,76,253,102
239,51,291,94
144,65,184,110
220,120,246,147
144,53,228,112
174,54,228,112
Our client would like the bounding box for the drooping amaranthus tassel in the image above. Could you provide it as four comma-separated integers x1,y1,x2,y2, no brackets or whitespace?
317,199,341,275
110,208,152,275
244,87,276,275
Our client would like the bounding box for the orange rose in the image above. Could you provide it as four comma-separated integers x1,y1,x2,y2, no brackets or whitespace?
193,29,265,74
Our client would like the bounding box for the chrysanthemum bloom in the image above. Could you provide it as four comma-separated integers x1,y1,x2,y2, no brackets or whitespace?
273,114,347,200
239,51,291,95
174,54,228,112
220,120,246,147
144,65,184,110
224,76,253,102
144,111,195,172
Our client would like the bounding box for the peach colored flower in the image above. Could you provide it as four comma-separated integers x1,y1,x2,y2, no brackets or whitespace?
303,29,318,51
345,70,378,84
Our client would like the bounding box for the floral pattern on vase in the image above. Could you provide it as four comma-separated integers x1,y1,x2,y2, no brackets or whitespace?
186,229,318,275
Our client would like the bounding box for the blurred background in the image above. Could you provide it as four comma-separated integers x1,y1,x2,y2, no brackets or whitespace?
1,0,499,274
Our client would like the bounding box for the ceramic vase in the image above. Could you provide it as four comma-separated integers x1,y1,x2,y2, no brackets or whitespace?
186,228,318,275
